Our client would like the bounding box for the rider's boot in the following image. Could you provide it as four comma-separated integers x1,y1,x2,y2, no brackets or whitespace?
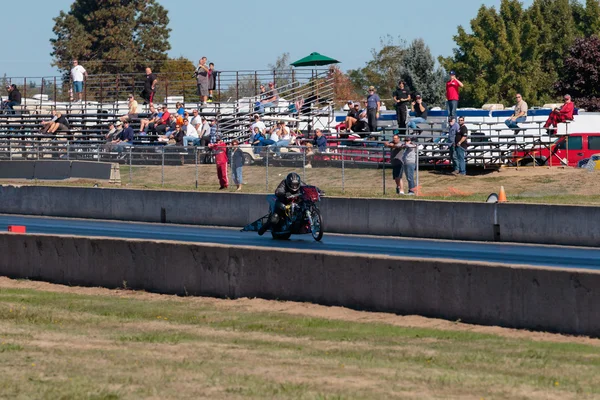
258,221,270,236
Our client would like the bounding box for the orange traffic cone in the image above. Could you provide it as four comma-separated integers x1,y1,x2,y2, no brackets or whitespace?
498,186,507,203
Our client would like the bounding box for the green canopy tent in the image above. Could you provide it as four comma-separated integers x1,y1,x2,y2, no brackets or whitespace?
290,52,340,67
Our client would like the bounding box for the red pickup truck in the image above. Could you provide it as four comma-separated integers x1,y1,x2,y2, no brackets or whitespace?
511,133,600,167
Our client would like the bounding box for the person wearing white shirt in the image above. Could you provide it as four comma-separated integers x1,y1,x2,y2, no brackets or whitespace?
251,114,266,135
182,118,199,146
190,109,202,132
274,121,291,153
70,59,87,102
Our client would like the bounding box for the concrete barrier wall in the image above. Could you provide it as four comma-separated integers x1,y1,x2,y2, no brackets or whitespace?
1,233,598,337
0,161,112,180
1,185,599,246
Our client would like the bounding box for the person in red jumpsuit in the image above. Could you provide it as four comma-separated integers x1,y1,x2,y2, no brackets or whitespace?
544,94,574,134
208,137,228,189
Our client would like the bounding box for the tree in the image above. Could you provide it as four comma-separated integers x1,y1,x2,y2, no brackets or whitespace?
399,39,446,107
555,35,600,111
50,0,171,76
348,35,407,101
268,52,293,89
159,57,197,101
329,66,362,106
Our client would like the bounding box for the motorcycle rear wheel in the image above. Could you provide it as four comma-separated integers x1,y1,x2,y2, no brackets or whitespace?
311,208,324,242
271,231,292,240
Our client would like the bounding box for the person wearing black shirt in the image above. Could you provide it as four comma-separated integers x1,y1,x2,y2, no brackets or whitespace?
1,84,21,112
47,112,70,134
408,95,428,134
141,67,157,106
454,117,468,175
392,81,411,132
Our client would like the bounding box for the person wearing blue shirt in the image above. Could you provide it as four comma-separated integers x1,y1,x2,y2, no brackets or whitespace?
112,121,135,159
313,128,327,152
446,116,460,172
366,86,381,133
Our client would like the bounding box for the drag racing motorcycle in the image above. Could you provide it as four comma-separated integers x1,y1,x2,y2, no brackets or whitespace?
242,185,324,241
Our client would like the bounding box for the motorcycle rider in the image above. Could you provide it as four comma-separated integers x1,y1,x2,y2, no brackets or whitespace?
258,172,303,236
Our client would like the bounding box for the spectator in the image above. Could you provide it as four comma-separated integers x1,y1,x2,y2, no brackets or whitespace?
366,86,381,133
150,105,170,134
393,80,411,132
275,121,291,151
454,117,468,175
208,136,228,189
163,114,178,137
251,126,266,153
353,106,369,135
120,94,139,123
194,57,210,105
505,93,528,134
141,67,157,106
103,121,122,151
446,71,463,118
70,59,87,102
344,101,359,131
39,110,58,133
190,109,202,133
47,112,70,134
208,62,218,102
113,120,134,158
257,82,279,113
1,84,22,112
544,94,574,135
408,94,428,133
400,136,417,195
167,124,184,146
251,113,266,135
384,135,405,194
209,119,218,144
313,128,327,152
230,139,244,191
446,116,460,172
182,118,199,146
140,106,162,133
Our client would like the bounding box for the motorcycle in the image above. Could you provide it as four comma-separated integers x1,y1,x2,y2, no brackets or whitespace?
242,185,324,241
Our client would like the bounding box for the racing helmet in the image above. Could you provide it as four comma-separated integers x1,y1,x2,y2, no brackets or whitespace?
285,172,301,193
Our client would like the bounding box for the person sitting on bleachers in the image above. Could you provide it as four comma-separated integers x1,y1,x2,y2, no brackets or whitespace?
148,105,170,134
46,112,70,134
182,118,199,146
112,120,134,158
166,124,184,146
40,110,58,133
120,94,139,123
352,109,369,136
344,101,360,131
139,105,158,133
544,94,574,134
256,82,279,113
103,121,123,151
1,84,21,112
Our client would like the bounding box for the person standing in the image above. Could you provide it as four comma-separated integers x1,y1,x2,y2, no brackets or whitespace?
194,57,210,105
446,71,463,119
208,137,228,189
505,94,528,134
230,139,244,191
393,81,411,132
70,60,87,102
454,117,468,175
384,135,405,195
142,67,157,107
208,62,217,102
446,116,460,172
366,86,380,133
400,136,417,195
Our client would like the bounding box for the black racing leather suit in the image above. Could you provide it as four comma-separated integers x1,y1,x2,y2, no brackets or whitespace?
270,179,303,226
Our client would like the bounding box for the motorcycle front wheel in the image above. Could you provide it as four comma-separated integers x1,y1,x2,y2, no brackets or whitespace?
310,207,324,242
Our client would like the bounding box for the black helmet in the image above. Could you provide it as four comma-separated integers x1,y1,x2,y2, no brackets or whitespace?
285,172,301,193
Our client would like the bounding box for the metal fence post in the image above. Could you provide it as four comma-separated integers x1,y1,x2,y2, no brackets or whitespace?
161,147,165,187
416,145,420,188
382,148,386,195
9,139,12,160
195,148,199,189
341,148,345,193
129,146,133,184
302,146,306,181
96,145,100,162
66,143,70,160
265,150,269,191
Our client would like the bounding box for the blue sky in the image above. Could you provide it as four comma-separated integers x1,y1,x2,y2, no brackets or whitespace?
2,0,534,78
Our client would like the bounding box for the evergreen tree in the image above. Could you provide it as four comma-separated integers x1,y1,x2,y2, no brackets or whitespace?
50,0,171,76
399,39,446,107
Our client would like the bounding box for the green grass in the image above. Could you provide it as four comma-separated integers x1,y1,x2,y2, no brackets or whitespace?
0,285,599,399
